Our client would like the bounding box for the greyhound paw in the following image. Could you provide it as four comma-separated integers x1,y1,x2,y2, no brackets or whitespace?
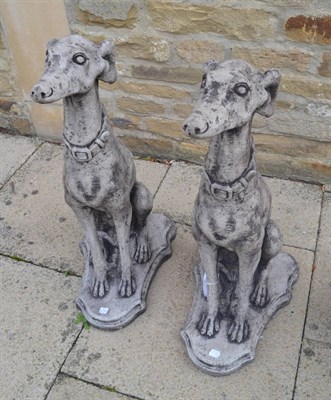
90,270,110,298
134,236,151,264
119,275,136,298
134,243,151,264
197,312,220,337
250,281,270,308
228,317,250,343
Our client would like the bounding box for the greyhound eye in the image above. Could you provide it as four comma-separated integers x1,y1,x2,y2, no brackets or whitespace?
201,74,207,89
73,53,87,65
234,83,249,96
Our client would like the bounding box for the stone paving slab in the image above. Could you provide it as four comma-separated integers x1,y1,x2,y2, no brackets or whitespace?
62,224,313,400
0,142,168,275
0,256,81,400
154,161,201,226
294,339,331,400
0,133,39,187
154,162,322,250
305,192,331,343
0,143,82,274
47,374,135,400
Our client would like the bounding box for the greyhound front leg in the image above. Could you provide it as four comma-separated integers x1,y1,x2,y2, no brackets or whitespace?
197,239,220,337
113,206,135,297
228,248,261,343
68,200,109,298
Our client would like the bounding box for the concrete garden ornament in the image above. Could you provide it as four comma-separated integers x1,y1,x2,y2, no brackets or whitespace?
31,35,176,329
182,59,299,375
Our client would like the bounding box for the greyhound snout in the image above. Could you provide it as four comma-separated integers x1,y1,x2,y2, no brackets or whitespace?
31,83,54,103
183,114,209,137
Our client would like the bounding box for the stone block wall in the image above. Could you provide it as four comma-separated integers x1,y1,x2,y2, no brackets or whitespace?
0,0,330,184
0,25,34,137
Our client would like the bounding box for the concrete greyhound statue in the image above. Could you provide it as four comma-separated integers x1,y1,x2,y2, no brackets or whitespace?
181,59,298,375
31,35,176,329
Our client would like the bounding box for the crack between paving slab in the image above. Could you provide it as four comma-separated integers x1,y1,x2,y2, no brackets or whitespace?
0,252,82,278
60,372,146,400
44,325,84,400
303,337,331,347
153,162,171,199
0,140,44,190
291,190,325,400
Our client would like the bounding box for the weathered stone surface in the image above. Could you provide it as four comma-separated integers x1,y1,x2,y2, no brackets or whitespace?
233,46,313,73
11,115,34,135
318,51,331,77
276,100,295,111
48,375,133,400
176,39,224,63
77,0,138,28
29,102,64,141
305,192,331,343
62,239,313,400
147,1,277,40
116,36,170,63
285,15,331,45
120,135,176,160
0,29,5,49
281,73,331,99
111,114,141,130
259,0,310,5
135,158,169,195
69,23,108,43
154,162,322,250
132,64,202,84
257,152,331,185
266,111,331,141
154,162,202,225
0,142,168,273
145,117,183,139
0,133,38,187
254,133,331,160
294,339,331,400
77,213,176,329
177,141,208,164
252,113,266,128
267,177,322,250
173,103,194,118
0,99,16,112
0,256,81,400
0,143,83,273
117,97,165,116
0,51,10,70
107,80,190,99
0,71,18,98
305,102,331,118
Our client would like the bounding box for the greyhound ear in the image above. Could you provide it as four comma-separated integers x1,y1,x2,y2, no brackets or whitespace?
257,69,281,117
98,39,117,84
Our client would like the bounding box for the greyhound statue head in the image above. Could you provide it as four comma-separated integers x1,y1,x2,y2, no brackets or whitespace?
31,35,117,104
183,59,280,138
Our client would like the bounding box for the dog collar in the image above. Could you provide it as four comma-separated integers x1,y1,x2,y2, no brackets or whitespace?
63,112,110,162
204,147,257,200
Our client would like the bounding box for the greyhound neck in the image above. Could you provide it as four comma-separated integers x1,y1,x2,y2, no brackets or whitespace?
63,82,104,145
205,122,254,184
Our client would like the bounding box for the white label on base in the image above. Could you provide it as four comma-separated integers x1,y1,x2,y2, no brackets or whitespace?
209,348,221,358
99,307,109,315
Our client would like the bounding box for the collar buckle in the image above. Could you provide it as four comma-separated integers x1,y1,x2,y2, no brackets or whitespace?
63,111,110,163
